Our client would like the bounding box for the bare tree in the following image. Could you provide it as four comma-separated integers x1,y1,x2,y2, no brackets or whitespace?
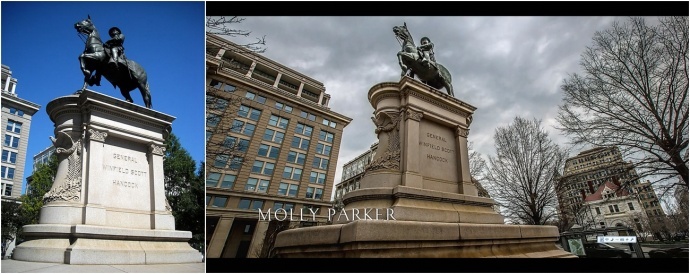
206,16,266,54
468,142,490,198
485,117,569,225
557,17,689,191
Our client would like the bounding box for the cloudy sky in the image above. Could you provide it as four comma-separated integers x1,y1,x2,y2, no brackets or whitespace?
219,16,665,196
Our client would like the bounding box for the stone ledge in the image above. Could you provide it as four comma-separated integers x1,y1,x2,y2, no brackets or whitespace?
22,224,192,241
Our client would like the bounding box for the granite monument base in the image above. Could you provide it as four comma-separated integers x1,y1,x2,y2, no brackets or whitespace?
273,78,575,258
12,90,202,264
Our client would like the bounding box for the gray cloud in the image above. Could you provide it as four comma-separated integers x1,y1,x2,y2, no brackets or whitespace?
222,16,630,192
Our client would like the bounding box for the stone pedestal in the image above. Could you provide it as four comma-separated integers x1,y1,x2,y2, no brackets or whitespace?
273,77,575,258
12,90,202,264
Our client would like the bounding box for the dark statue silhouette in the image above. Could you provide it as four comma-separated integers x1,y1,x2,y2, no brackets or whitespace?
75,16,152,108
393,23,454,97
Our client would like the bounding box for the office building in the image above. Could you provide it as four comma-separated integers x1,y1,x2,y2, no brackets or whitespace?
205,34,352,258
1,64,40,198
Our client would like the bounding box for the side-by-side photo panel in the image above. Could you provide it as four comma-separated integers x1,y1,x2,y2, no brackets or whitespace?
1,2,205,272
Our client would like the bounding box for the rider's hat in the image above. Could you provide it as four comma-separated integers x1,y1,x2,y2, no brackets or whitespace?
108,27,122,36
420,37,431,43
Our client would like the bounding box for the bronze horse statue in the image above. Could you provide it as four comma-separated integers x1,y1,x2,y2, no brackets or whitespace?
393,23,454,97
75,16,152,108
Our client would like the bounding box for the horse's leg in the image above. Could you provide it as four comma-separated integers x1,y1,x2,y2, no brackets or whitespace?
121,89,134,103
397,52,408,77
78,55,91,92
138,81,152,109
444,81,454,97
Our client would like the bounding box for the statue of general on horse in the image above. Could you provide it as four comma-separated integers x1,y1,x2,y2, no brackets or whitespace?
393,23,454,97
74,15,152,108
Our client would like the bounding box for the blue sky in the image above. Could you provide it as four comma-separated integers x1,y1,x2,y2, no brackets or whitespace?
1,1,206,193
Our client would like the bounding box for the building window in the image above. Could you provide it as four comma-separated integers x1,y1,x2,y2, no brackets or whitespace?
300,111,316,121
599,222,606,228
207,95,229,111
608,204,620,213
278,182,299,198
245,177,270,193
224,83,236,92
287,151,306,165
207,172,221,187
263,129,285,144
206,130,213,142
9,108,24,117
627,202,634,210
282,166,302,181
258,144,280,159
319,130,334,143
1,150,17,164
1,166,15,179
309,172,326,184
251,160,275,176
229,156,244,170
6,120,21,134
274,102,293,113
322,118,337,128
305,187,324,200
231,120,256,136
245,91,267,104
210,79,223,89
238,198,264,211
213,154,230,168
312,157,329,170
268,115,289,129
273,202,295,211
220,174,236,189
595,207,601,215
315,143,332,156
291,136,310,150
211,196,228,208
295,123,313,136
206,113,220,127
3,184,13,196
238,105,262,121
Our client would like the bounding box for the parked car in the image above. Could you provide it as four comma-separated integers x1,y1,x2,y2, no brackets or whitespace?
582,243,632,258
648,247,689,258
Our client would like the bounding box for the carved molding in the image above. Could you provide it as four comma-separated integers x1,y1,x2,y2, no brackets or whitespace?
88,128,108,142
149,143,166,156
456,127,469,138
405,108,423,121
407,89,472,117
366,111,402,172
44,132,83,204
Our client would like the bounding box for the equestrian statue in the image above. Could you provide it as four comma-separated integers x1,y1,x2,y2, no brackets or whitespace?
74,15,152,108
393,23,454,97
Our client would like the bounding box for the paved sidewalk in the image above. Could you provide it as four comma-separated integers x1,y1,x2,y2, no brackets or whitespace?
0,259,205,273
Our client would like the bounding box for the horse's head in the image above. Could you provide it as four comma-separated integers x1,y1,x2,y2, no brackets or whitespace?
75,16,95,35
393,23,413,45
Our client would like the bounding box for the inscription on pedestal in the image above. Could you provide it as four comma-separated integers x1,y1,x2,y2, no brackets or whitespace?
101,139,150,211
419,122,457,182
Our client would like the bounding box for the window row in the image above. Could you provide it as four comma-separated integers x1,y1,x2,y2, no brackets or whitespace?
245,91,267,104
207,195,323,213
9,108,24,117
209,79,237,93
274,101,293,113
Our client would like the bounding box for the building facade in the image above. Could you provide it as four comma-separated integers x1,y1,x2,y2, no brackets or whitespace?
205,34,352,258
557,147,665,229
1,64,40,198
333,142,377,209
577,180,648,231
32,145,55,172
